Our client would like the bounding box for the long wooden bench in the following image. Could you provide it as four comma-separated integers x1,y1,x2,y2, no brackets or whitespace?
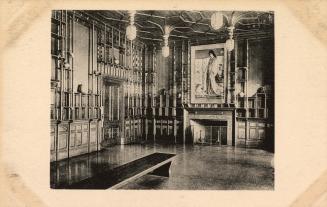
52,152,176,189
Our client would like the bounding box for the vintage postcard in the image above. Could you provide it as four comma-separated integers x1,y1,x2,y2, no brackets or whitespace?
0,0,326,207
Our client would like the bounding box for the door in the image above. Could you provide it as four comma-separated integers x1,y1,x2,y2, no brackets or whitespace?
103,82,122,145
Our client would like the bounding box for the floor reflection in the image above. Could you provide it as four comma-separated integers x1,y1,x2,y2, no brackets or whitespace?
50,144,274,190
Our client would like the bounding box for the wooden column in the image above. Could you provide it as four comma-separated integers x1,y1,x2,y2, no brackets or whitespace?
181,40,185,105
120,84,125,144
59,10,64,121
245,39,249,147
226,50,230,104
181,40,186,144
152,46,156,141
71,12,75,120
172,41,177,143
187,40,191,103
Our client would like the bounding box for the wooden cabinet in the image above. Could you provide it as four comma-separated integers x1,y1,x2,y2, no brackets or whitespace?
236,120,266,148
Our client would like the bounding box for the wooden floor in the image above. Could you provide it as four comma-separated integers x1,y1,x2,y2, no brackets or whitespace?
51,143,274,190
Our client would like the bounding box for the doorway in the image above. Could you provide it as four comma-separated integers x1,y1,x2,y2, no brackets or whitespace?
103,80,122,145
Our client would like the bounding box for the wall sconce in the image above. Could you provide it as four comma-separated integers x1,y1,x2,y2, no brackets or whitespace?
126,11,137,41
210,12,224,30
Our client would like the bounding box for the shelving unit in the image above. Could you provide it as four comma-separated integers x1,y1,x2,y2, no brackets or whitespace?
237,92,268,119
229,49,236,105
51,10,70,121
50,10,148,161
234,38,273,148
236,66,248,119
95,25,145,144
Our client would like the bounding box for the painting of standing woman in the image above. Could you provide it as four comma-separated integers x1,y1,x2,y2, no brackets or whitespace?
192,44,225,103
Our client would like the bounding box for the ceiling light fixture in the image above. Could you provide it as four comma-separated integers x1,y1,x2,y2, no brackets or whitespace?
126,10,137,41
162,25,174,57
162,45,169,58
210,12,224,30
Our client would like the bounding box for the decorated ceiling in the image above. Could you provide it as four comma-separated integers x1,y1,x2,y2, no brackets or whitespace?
85,10,274,43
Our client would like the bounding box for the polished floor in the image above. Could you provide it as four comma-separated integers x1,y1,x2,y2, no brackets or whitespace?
51,144,274,190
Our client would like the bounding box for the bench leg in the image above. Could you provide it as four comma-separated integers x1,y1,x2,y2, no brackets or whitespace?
150,162,172,177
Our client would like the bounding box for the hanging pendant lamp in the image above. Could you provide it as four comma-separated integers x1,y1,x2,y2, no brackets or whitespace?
126,11,137,41
162,25,174,57
211,12,224,30
162,34,170,58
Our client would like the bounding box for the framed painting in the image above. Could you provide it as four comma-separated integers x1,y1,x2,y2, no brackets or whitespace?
190,43,227,104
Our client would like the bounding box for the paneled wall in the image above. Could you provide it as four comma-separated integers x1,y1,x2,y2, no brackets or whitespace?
248,38,274,96
51,10,147,161
156,48,171,92
73,22,90,92
51,11,105,161
235,37,274,150
51,10,274,162
143,41,186,143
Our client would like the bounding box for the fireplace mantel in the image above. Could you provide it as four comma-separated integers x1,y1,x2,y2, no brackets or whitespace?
184,108,235,146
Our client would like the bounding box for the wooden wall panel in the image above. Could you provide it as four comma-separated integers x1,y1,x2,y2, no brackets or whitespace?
236,121,246,147
68,121,89,157
90,122,97,144
50,126,56,151
249,128,257,139
58,134,67,149
156,49,171,93
76,124,82,146
238,128,245,139
248,38,274,96
82,123,89,145
236,120,266,148
57,124,69,160
89,121,97,152
98,122,102,147
258,128,265,139
70,125,76,147
236,39,247,67
50,124,57,162
73,22,90,92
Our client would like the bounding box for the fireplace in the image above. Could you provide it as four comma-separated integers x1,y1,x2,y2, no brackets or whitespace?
191,120,228,145
185,109,235,145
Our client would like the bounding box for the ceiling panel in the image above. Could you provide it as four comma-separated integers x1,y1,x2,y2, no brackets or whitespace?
85,10,274,44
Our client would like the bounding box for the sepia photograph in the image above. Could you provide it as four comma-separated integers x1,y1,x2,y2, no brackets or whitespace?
2,0,327,206
50,10,274,190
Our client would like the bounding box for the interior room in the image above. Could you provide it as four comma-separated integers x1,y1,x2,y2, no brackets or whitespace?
50,10,274,190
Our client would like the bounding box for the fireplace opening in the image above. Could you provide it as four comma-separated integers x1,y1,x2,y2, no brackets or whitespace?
190,119,228,145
